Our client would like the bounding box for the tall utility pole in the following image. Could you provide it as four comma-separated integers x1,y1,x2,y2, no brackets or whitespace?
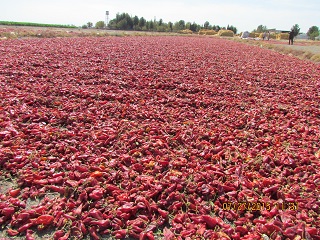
105,11,109,28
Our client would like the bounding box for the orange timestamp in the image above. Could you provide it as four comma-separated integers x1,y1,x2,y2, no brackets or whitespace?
222,202,299,211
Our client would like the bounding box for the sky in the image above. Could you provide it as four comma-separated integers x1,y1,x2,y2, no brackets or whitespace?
1,0,319,33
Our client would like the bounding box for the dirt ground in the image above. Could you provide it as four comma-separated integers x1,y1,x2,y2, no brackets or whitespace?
0,25,178,38
280,44,320,54
234,38,320,63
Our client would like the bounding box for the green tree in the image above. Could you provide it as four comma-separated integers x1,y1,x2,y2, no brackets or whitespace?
95,21,105,29
213,25,221,31
186,22,191,30
148,20,154,30
157,23,167,32
126,14,134,29
168,21,173,32
204,21,210,29
87,22,93,28
307,26,319,40
139,17,146,28
255,25,267,33
106,12,235,33
189,22,199,32
227,25,237,34
110,13,134,30
179,20,185,29
116,19,128,29
133,16,139,30
291,24,300,37
173,20,185,31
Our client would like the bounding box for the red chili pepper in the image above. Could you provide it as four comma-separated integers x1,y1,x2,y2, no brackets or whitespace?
48,176,64,184
221,184,236,192
90,170,103,178
265,222,282,234
53,230,65,240
7,228,19,236
10,198,25,209
105,184,120,192
181,229,196,238
63,213,77,221
58,230,70,240
118,202,137,213
65,179,78,188
283,226,297,238
53,210,64,224
73,203,83,216
77,190,88,203
190,215,204,224
18,222,34,233
132,163,144,172
11,212,30,226
75,165,88,172
262,185,280,194
235,225,248,236
163,227,175,239
90,219,110,229
89,226,100,240
253,218,267,224
52,172,65,178
113,229,127,239
33,179,48,185
231,232,241,240
34,214,54,225
26,229,35,240
128,230,140,239
168,201,183,212
112,217,125,229
33,206,46,215
202,215,218,228
173,213,185,224
78,220,88,235
89,209,104,220
1,206,15,217
89,188,104,200
157,208,169,218
48,185,66,194
9,189,21,197
130,224,144,234
146,231,155,240
83,216,95,225
305,227,318,236
118,212,131,221
66,200,76,210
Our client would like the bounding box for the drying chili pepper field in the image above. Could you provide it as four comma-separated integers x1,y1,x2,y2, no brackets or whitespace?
0,36,319,239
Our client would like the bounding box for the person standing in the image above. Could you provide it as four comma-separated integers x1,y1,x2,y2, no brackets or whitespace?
289,29,294,45
267,31,270,40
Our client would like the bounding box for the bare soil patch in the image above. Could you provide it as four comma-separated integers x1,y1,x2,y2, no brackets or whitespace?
235,38,320,63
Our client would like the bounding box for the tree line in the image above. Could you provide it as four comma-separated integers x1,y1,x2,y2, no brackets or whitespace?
84,13,319,40
254,24,319,40
85,12,237,34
